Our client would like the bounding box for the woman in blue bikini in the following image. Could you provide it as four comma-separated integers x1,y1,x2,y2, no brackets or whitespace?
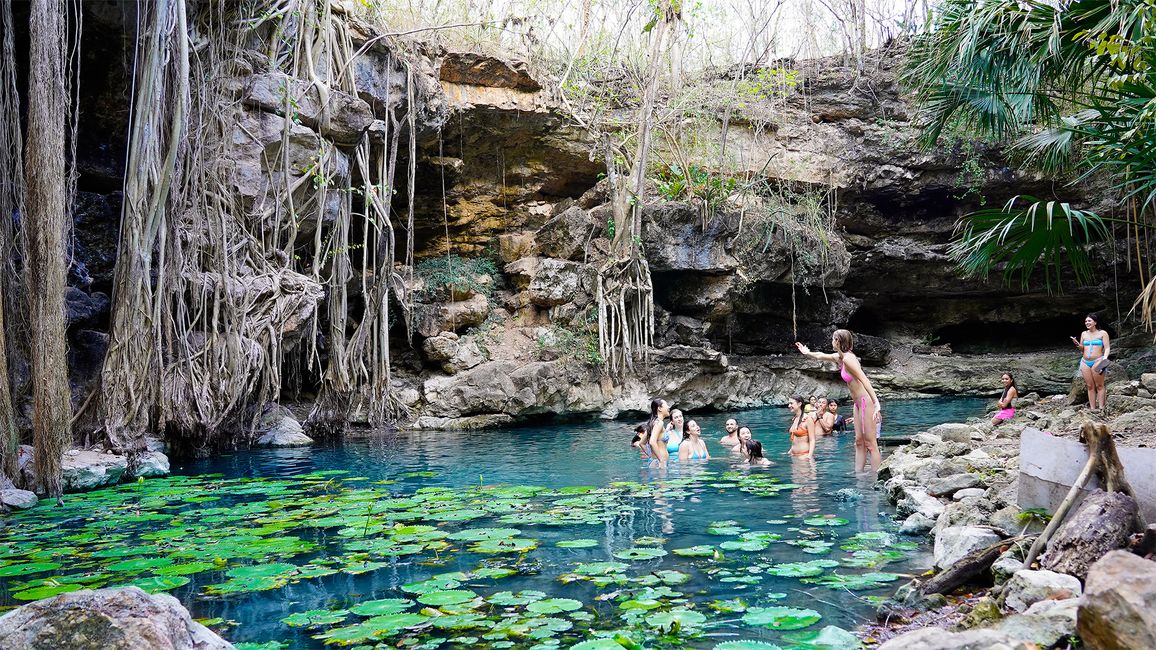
678,420,710,462
796,329,883,473
1071,313,1110,411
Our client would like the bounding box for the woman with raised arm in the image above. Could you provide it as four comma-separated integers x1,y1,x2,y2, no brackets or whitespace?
1071,313,1110,412
796,329,883,473
646,398,671,466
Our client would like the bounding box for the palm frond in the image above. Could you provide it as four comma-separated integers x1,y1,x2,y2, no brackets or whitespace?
949,195,1111,293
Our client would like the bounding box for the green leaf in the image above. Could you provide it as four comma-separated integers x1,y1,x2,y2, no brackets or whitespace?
742,606,821,630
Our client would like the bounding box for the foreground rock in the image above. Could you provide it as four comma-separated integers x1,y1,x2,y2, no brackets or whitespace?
1000,569,1081,613
0,489,38,510
0,586,233,649
61,450,128,492
1078,551,1156,650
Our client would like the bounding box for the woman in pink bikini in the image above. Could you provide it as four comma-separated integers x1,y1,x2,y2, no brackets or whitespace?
796,330,883,473
991,373,1018,426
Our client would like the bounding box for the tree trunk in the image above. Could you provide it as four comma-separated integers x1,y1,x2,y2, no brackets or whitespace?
0,0,23,483
920,535,1028,596
24,0,73,498
1040,490,1138,581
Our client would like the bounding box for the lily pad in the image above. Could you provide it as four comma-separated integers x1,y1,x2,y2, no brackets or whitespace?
0,562,61,576
569,639,626,650
613,547,667,561
282,609,350,627
126,575,191,593
646,608,707,630
672,545,715,557
803,517,849,527
573,561,628,576
349,598,414,616
526,598,583,614
742,606,821,630
781,625,862,649
719,540,769,552
417,589,478,607
314,612,429,644
471,538,538,553
447,528,521,542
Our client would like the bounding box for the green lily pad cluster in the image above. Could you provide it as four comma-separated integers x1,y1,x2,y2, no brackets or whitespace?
0,461,899,648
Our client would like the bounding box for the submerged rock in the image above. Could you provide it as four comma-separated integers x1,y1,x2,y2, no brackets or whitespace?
0,586,233,649
61,450,128,492
0,489,38,510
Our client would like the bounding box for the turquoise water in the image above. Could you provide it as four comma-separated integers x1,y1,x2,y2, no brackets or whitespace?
0,397,986,649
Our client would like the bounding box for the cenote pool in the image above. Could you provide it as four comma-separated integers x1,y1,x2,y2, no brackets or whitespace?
0,397,988,649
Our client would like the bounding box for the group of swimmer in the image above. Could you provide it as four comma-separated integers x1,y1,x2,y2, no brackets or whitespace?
629,314,1113,476
632,329,887,474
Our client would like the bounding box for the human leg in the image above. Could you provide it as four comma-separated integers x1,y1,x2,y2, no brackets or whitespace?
853,396,868,472
1080,362,1096,409
1093,367,1107,410
860,398,881,472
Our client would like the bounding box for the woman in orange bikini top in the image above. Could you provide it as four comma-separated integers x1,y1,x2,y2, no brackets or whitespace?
785,395,815,458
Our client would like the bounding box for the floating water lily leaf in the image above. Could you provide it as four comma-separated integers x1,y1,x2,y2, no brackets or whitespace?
707,520,748,535
634,537,665,546
526,598,583,614
11,583,82,600
472,566,518,579
0,562,61,576
713,642,783,650
107,557,171,573
349,598,414,616
719,540,769,552
803,517,848,527
315,613,429,644
570,639,628,650
781,625,862,649
226,563,296,579
204,575,287,594
341,560,391,575
153,562,216,577
766,560,838,577
619,599,662,611
646,608,707,630
417,589,478,607
672,545,715,557
401,575,462,594
573,562,628,576
471,538,538,553
652,570,690,585
447,528,521,542
429,613,489,630
613,547,667,561
742,606,821,630
708,598,747,613
556,539,599,549
282,609,350,628
126,575,191,593
803,572,899,590
488,590,547,606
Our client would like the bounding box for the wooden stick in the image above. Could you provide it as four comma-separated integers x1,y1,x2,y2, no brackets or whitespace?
1022,443,1099,569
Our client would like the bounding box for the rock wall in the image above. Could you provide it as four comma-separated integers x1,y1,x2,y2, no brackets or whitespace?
40,6,1152,435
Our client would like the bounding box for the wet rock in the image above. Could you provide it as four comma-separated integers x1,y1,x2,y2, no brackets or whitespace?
1078,550,1156,650
900,512,936,536
928,473,985,497
1001,569,1082,613
0,489,37,510
536,205,597,260
0,586,233,649
912,432,943,446
934,526,1001,569
876,627,1013,650
414,294,490,338
133,452,170,478
61,450,128,492
254,405,312,448
1141,372,1156,392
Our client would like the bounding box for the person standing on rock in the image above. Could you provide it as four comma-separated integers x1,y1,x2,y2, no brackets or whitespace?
1071,313,1110,412
796,329,883,473
991,373,1018,426
646,398,671,466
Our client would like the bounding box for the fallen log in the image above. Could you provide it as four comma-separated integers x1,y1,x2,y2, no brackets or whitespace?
1129,523,1156,558
920,535,1032,596
1039,490,1139,581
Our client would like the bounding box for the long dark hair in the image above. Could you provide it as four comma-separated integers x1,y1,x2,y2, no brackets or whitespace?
668,408,685,435
646,398,667,434
789,395,804,429
1001,373,1017,402
744,439,766,461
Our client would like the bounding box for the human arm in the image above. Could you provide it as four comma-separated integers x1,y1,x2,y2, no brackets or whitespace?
818,412,834,433
678,443,689,462
649,423,668,464
1102,332,1110,361
795,342,840,364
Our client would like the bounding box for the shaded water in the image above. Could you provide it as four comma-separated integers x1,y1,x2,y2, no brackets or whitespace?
0,397,987,649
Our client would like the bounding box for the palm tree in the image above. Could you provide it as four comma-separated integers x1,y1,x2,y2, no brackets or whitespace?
902,0,1156,328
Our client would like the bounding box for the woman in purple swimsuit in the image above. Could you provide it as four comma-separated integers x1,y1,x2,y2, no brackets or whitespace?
796,329,883,473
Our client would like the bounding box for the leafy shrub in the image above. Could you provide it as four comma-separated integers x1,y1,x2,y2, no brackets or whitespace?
414,255,498,300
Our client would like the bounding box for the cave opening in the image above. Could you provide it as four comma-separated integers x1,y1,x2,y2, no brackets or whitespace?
932,315,1094,353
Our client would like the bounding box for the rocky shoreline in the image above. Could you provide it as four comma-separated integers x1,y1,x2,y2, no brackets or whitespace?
864,376,1156,648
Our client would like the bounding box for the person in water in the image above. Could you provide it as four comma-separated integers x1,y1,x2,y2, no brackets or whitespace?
664,409,686,453
646,398,671,466
785,395,816,458
678,420,710,462
815,397,834,435
741,439,772,466
991,373,1018,426
1071,313,1110,411
719,418,740,446
796,329,883,473
630,423,652,459
828,399,847,433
